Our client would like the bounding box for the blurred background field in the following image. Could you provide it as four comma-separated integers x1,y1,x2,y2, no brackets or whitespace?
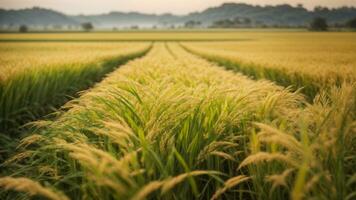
0,29,353,42
0,29,300,41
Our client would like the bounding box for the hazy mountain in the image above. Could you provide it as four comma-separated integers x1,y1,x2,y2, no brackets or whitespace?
182,3,311,26
185,3,356,26
1,3,356,28
0,7,78,27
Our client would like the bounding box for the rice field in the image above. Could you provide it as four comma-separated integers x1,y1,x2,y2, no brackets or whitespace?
0,29,299,42
0,32,355,200
183,32,356,98
0,42,151,133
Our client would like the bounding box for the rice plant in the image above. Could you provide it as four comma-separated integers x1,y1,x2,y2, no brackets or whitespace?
0,42,151,134
1,42,354,200
238,83,356,200
182,32,356,99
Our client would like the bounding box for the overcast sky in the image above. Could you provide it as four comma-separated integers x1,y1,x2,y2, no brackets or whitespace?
1,0,356,15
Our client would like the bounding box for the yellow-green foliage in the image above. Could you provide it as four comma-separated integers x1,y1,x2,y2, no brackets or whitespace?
183,32,356,98
1,43,355,200
0,42,151,133
0,42,150,83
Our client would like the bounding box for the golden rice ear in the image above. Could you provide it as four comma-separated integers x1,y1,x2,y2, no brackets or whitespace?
254,123,303,155
131,181,164,200
265,168,295,194
17,134,45,149
130,170,220,200
238,152,299,170
62,142,135,187
200,140,239,156
209,151,236,161
3,151,34,165
0,177,69,200
160,171,218,195
211,175,250,200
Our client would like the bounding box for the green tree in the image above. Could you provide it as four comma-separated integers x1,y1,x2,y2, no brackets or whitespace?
19,25,28,33
310,17,328,31
184,20,202,28
346,18,356,29
81,22,94,32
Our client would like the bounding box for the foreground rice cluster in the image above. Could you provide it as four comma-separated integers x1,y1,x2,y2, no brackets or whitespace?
183,33,356,98
0,42,150,133
1,43,355,200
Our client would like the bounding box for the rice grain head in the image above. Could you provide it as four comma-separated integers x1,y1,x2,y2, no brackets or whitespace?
238,152,299,170
211,175,250,200
265,168,295,193
130,181,164,200
0,177,69,200
160,170,217,194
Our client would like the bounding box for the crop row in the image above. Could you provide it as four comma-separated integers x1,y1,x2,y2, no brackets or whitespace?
182,33,356,99
1,43,355,200
0,43,151,134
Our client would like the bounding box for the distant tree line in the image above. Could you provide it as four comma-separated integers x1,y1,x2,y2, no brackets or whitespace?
17,22,95,32
207,17,356,31
14,17,356,32
310,18,328,31
309,17,356,31
184,20,202,28
81,22,94,31
19,25,28,33
346,18,356,28
210,17,253,28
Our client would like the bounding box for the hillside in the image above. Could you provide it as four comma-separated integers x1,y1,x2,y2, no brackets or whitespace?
0,7,78,27
183,3,356,26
